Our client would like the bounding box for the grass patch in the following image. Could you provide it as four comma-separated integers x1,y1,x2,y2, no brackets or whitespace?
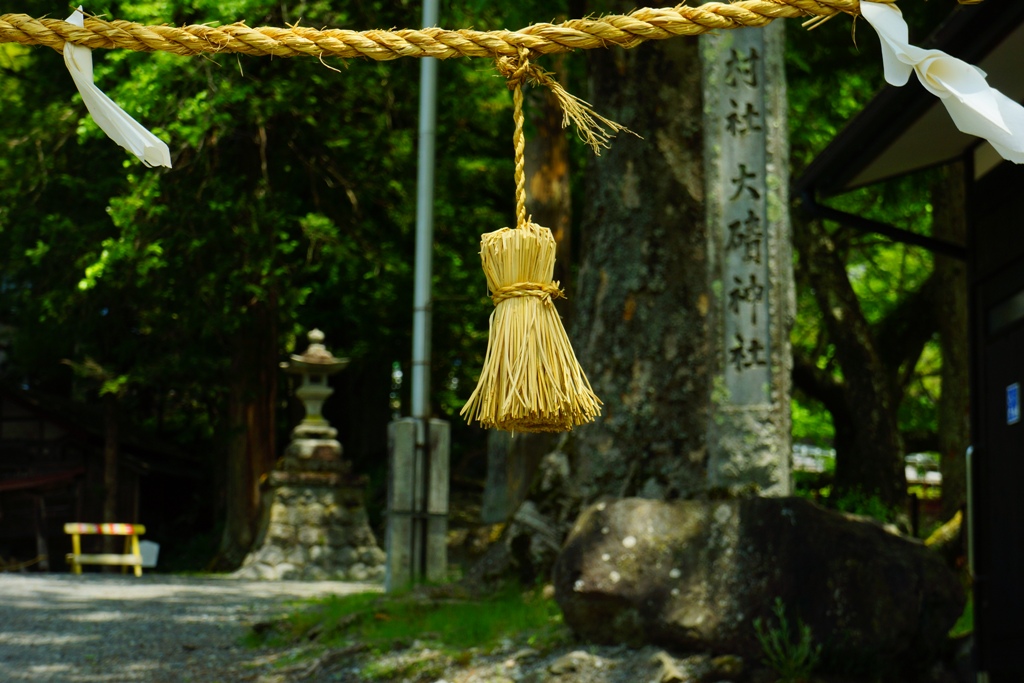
249,582,568,656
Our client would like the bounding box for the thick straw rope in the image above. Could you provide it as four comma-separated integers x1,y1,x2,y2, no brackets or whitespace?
1,1,891,60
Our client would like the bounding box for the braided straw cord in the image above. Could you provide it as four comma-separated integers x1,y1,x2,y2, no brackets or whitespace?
1,1,888,60
505,48,531,230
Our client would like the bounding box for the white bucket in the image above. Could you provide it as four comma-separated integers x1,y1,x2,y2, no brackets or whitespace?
139,540,160,568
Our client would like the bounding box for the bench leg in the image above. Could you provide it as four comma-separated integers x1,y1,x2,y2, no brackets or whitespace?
70,534,82,575
131,535,142,577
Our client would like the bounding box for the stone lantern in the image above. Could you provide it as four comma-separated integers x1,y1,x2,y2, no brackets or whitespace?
281,328,348,439
234,328,386,582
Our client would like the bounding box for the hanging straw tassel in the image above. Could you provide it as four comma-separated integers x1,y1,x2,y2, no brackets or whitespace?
461,223,601,431
460,48,603,432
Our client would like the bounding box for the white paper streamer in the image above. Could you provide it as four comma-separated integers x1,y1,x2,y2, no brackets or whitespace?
861,2,1024,164
63,7,172,168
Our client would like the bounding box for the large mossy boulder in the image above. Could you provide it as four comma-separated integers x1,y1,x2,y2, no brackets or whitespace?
552,497,964,677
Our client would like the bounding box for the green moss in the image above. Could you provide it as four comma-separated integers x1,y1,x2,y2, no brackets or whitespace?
248,582,569,658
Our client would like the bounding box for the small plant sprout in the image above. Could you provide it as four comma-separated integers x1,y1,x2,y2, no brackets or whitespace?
753,597,822,683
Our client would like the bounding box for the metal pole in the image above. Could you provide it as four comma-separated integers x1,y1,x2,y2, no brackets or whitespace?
410,0,440,583
411,0,439,422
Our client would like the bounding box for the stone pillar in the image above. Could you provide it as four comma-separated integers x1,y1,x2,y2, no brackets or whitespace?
481,431,553,524
701,23,793,495
385,417,449,591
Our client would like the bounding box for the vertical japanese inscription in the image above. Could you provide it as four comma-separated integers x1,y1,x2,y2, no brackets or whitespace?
719,30,771,404
702,22,792,495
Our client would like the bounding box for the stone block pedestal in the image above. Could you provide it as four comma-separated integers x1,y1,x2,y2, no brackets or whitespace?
235,428,385,581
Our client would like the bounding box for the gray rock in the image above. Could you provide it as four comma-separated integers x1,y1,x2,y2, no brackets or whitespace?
546,650,607,676
553,497,964,678
298,526,322,546
652,652,744,682
303,502,325,525
254,563,278,581
348,563,369,581
232,565,258,580
276,563,297,580
268,523,294,542
327,528,350,546
285,546,307,566
546,651,581,675
360,547,386,567
322,503,344,523
309,544,325,563
338,546,359,566
269,503,289,525
260,545,285,567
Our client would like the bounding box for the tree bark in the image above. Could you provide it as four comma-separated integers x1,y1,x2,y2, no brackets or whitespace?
571,6,709,503
932,162,969,519
102,392,119,556
792,217,908,509
215,298,279,568
102,393,119,522
525,68,573,300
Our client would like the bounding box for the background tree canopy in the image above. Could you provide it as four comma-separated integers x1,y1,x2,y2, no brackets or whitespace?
0,0,966,565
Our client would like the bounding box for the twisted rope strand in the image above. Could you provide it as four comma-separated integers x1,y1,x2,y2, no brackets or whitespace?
500,47,532,230
0,1,888,60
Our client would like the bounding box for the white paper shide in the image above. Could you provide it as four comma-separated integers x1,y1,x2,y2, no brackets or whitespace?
63,7,172,168
862,2,1024,164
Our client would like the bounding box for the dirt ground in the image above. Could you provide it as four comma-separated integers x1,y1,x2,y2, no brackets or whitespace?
0,573,376,682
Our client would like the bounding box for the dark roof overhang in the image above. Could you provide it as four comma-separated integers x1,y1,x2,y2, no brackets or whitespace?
793,2,1024,200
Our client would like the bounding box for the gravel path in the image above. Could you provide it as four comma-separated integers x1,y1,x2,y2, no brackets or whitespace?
0,573,379,682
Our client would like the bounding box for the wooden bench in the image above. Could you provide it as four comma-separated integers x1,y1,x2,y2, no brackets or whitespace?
64,523,147,577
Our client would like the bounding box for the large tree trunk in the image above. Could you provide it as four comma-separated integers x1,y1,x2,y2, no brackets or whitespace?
526,64,573,299
571,8,709,503
793,218,908,509
932,163,969,519
215,299,279,568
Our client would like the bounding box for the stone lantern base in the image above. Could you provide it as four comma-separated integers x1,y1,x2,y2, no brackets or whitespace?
234,426,385,581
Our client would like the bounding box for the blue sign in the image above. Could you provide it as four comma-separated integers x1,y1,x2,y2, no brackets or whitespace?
1008,383,1020,426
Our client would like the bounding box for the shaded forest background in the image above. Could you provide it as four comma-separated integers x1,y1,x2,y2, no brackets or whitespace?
0,0,964,569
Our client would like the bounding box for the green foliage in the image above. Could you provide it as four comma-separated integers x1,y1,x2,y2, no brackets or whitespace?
754,597,822,683
899,340,941,436
791,399,834,447
830,487,900,524
0,0,559,480
787,3,956,470
949,590,973,639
